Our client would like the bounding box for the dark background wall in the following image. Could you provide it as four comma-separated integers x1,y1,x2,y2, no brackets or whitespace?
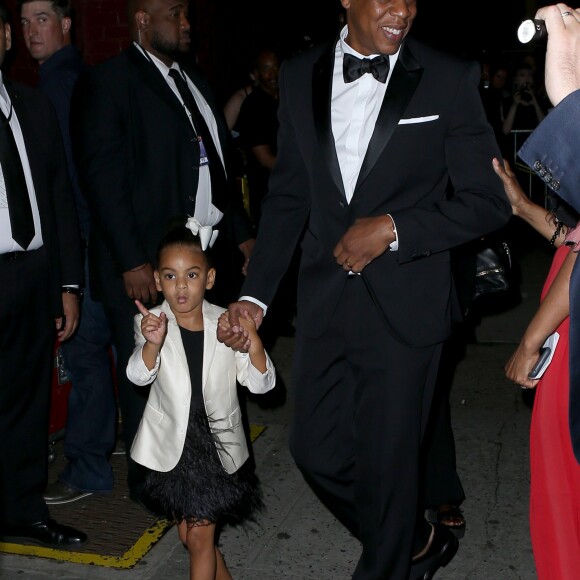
3,0,545,105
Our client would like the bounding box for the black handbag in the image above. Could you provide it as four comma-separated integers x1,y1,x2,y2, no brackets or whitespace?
473,239,512,300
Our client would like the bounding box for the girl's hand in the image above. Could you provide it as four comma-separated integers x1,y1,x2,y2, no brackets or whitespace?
238,310,257,333
218,311,251,352
136,300,167,346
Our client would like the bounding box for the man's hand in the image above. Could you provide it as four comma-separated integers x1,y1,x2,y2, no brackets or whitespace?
333,215,394,273
122,263,158,304
56,292,80,341
217,300,264,351
535,4,580,106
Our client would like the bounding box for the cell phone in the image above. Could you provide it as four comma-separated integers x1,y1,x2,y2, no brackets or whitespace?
528,346,551,379
527,332,559,379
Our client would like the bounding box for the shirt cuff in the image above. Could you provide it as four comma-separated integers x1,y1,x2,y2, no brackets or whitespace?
239,296,268,316
387,214,398,251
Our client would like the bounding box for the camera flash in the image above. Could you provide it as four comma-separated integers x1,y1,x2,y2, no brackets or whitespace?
518,19,547,44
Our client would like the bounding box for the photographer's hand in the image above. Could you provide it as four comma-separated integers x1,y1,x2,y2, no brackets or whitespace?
535,4,580,106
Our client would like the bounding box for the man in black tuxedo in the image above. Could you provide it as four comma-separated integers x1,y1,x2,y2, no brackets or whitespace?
0,1,86,547
71,0,254,513
218,0,512,577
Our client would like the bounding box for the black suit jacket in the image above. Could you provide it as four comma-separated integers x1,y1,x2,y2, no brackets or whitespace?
241,36,512,347
6,79,83,314
71,45,253,306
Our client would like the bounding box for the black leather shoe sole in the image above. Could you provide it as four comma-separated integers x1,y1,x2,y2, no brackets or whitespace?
411,523,459,580
0,519,87,548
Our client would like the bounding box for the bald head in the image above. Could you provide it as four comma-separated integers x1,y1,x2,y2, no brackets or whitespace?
129,0,191,67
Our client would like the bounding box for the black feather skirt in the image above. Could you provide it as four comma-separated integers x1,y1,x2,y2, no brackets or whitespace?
144,406,264,526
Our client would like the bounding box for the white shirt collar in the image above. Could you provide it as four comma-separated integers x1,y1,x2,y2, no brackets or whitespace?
0,71,11,118
338,25,401,70
133,41,179,78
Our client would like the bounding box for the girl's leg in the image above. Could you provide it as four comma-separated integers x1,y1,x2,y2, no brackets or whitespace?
215,546,233,580
182,519,217,580
177,520,187,546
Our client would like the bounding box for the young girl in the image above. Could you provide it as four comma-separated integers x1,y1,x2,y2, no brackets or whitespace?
126,219,276,580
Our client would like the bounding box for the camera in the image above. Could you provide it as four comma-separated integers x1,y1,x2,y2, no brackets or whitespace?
517,19,547,44
518,83,533,103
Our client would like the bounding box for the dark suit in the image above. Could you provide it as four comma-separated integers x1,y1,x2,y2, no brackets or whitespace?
240,36,511,578
71,44,253,495
0,78,83,526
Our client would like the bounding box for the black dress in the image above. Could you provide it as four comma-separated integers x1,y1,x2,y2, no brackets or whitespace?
144,327,264,525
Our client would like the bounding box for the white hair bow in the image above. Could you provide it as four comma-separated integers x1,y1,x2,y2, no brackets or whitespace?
185,217,219,251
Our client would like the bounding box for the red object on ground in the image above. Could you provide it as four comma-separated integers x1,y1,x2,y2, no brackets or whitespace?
49,340,72,442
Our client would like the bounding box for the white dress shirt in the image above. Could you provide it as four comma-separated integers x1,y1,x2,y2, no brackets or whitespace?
0,73,43,253
334,25,399,250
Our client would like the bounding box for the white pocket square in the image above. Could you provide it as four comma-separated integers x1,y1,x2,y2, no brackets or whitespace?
398,115,439,125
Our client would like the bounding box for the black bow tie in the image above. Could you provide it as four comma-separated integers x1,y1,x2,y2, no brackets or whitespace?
343,53,390,84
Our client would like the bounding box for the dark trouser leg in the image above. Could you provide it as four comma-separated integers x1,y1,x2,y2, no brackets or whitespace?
61,253,117,491
289,276,443,579
0,249,53,525
421,324,466,509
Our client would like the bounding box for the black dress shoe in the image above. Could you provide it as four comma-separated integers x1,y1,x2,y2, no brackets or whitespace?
410,523,459,580
44,480,94,505
0,519,87,548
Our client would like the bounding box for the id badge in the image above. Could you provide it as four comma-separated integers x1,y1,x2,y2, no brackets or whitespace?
198,136,209,166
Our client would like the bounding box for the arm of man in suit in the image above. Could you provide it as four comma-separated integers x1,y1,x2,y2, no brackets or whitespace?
517,5,580,212
71,69,158,304
42,95,83,339
387,61,512,263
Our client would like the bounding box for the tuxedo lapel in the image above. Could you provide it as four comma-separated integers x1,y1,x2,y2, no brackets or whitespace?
128,45,185,119
356,42,422,192
312,43,346,199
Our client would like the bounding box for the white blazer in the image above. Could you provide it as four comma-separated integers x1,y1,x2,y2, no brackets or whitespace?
127,300,276,474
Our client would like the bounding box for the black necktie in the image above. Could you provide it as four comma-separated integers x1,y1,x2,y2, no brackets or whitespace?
343,53,390,84
0,104,34,249
168,69,226,198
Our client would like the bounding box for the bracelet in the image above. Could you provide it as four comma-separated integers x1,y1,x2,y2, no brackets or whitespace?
550,220,564,246
62,286,83,299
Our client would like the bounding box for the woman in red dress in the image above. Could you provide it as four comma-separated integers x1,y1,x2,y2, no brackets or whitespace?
494,158,580,579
